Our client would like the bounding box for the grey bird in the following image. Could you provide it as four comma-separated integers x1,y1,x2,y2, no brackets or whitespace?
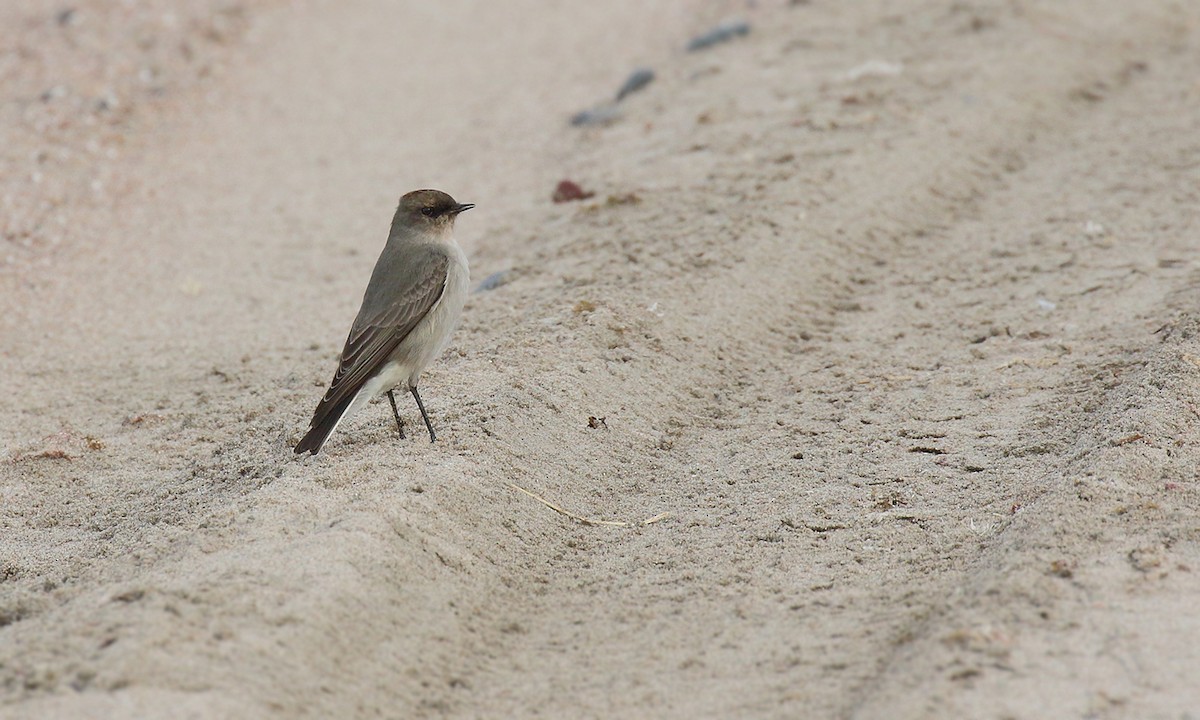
295,189,472,455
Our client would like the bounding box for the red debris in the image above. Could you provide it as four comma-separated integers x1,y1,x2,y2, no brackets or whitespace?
553,180,594,203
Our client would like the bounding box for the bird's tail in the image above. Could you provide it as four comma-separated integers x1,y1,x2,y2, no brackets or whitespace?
294,393,356,455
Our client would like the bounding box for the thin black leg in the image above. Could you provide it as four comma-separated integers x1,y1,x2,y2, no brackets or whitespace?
386,389,406,439
410,386,436,443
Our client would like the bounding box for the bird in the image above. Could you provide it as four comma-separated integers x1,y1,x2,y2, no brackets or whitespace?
295,189,472,455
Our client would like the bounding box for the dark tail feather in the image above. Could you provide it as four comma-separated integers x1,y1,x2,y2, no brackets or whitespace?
294,394,356,455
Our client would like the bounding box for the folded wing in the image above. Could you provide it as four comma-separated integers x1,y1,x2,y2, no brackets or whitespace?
296,246,449,453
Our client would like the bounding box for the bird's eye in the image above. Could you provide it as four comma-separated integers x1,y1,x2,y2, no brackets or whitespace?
421,207,437,217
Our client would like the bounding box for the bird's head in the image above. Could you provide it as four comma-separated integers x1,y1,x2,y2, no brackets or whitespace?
394,189,474,235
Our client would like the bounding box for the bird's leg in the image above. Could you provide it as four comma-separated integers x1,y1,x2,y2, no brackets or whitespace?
386,389,406,439
410,386,437,443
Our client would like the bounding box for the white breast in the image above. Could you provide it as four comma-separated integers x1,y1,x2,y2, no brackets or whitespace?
404,240,469,385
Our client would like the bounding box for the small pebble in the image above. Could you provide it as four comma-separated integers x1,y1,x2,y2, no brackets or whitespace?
615,68,655,101
473,270,511,294
686,20,750,52
570,104,621,127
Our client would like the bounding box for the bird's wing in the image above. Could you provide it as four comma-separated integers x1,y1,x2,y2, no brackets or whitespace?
307,245,449,429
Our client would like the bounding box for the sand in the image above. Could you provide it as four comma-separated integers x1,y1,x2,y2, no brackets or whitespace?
3,1,1200,717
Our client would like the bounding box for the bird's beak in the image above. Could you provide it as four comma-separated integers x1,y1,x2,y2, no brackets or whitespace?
452,203,475,215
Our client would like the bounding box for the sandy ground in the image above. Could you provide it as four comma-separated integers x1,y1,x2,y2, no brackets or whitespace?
3,1,1200,717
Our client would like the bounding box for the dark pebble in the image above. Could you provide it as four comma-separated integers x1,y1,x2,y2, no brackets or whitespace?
615,68,655,101
686,20,750,52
